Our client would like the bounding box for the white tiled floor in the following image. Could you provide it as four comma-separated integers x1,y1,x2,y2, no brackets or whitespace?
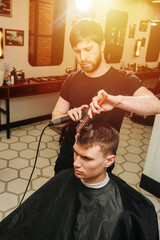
0,116,160,236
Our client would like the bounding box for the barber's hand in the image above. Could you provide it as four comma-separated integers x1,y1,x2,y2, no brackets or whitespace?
67,105,89,122
88,90,119,118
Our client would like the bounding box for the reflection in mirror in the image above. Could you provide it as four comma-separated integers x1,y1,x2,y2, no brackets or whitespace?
29,0,66,66
104,9,128,63
146,23,160,62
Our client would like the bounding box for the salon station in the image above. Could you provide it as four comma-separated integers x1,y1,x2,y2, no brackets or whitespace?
0,0,160,234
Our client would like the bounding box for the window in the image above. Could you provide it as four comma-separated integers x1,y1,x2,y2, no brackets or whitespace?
29,0,66,66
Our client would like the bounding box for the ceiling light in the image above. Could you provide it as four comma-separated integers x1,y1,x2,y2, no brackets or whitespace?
75,0,92,11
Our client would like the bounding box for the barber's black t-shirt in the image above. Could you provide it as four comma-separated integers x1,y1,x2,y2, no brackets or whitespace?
60,66,142,136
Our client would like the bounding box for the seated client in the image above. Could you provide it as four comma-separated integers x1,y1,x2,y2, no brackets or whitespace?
0,121,159,240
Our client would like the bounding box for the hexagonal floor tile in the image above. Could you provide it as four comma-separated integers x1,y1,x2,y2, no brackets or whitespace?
40,148,57,158
0,149,18,160
20,167,41,180
140,152,147,161
131,123,144,129
44,128,59,137
9,158,29,169
0,181,5,193
2,136,18,144
10,142,27,151
119,172,140,185
119,134,130,141
124,153,143,163
118,140,128,148
141,145,149,152
127,139,143,147
29,142,46,150
122,162,142,173
120,128,131,135
32,177,49,191
112,164,124,175
28,129,42,137
35,123,47,130
126,145,143,154
129,133,143,140
54,135,60,141
0,192,18,211
143,132,152,139
130,128,144,134
30,157,50,168
121,123,132,129
116,146,127,155
20,135,36,143
41,135,53,143
11,129,27,137
0,168,18,181
20,149,36,159
42,166,55,178
50,156,57,166
0,142,8,151
142,138,151,145
115,155,126,164
7,178,30,194
47,141,60,150
0,159,7,169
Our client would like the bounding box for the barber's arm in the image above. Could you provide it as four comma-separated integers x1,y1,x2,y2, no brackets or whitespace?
52,96,88,127
88,87,160,118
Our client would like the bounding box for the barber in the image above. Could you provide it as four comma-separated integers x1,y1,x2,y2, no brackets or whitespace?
52,18,160,174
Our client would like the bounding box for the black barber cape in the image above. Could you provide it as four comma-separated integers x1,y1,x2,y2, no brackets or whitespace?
0,169,158,240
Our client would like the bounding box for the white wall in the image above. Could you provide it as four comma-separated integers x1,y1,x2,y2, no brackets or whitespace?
143,114,160,183
0,0,160,124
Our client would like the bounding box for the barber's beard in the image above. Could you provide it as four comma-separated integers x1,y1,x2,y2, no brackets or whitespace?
80,53,102,73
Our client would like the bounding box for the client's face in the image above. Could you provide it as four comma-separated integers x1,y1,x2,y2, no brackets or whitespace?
73,142,107,184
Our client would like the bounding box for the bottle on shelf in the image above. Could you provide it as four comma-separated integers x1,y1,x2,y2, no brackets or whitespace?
10,67,16,84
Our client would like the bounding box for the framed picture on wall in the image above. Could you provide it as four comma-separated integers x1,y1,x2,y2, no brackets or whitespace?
128,23,136,38
0,0,12,17
139,20,148,32
5,29,24,46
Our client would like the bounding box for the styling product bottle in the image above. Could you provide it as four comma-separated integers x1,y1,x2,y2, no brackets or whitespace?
4,62,9,78
10,72,14,84
10,67,16,84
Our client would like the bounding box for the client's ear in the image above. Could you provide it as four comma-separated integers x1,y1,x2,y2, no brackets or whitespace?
104,155,115,168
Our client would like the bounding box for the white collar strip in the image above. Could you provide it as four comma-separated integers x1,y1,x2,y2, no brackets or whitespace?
81,174,110,189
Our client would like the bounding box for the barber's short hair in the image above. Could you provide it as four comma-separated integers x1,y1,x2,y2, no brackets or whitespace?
75,121,119,156
69,18,104,48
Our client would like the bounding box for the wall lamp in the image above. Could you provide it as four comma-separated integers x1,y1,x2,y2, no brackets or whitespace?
135,39,142,57
0,28,4,59
75,0,92,11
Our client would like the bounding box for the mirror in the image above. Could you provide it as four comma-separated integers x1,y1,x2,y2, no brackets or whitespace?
104,9,128,63
0,28,4,58
29,0,66,66
146,23,160,62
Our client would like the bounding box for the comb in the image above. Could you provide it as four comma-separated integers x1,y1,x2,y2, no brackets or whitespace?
76,94,107,133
